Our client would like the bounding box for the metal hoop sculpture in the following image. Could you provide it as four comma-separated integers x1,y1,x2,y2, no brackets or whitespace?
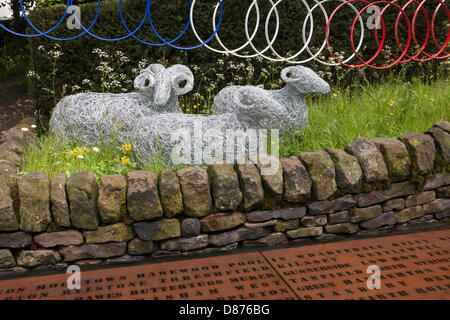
1,0,449,67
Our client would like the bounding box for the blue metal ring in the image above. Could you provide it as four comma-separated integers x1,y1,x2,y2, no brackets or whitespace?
118,0,191,46
0,0,70,37
72,0,149,41
146,0,223,50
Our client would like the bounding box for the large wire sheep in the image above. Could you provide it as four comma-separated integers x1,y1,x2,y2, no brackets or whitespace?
50,64,194,146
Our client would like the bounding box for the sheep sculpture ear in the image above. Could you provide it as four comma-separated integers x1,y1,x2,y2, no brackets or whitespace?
168,64,194,96
134,63,165,93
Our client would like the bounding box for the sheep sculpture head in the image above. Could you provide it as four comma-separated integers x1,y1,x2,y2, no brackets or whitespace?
134,63,194,111
280,65,330,95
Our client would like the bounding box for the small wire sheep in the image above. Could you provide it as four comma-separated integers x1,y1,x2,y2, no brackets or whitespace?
213,66,330,131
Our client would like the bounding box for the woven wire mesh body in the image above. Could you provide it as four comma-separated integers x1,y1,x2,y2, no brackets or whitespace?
132,113,268,167
212,66,330,132
49,64,194,146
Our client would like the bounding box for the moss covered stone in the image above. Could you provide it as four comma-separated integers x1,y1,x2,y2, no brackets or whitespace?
0,249,16,268
16,250,61,267
251,154,283,200
0,177,18,232
399,132,435,176
200,212,246,232
127,237,156,255
235,163,264,211
280,156,311,203
134,219,181,241
345,138,389,191
350,205,382,223
395,205,424,223
98,174,127,224
426,124,450,171
67,171,99,230
84,222,135,244
18,172,52,233
324,222,359,234
0,149,22,167
325,148,363,193
177,167,212,217
286,226,323,239
50,173,71,227
127,170,163,221
274,219,299,232
372,138,411,182
299,150,337,200
207,163,242,211
158,170,183,218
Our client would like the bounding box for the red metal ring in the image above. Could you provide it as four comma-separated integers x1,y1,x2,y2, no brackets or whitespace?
326,0,386,68
351,0,412,69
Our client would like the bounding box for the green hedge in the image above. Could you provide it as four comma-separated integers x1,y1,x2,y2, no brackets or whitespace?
27,0,448,131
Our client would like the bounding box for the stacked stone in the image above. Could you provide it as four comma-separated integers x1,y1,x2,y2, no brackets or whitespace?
0,121,449,272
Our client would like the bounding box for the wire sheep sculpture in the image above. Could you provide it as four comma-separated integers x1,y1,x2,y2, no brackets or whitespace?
132,65,330,166
49,63,194,146
212,66,330,131
131,95,289,166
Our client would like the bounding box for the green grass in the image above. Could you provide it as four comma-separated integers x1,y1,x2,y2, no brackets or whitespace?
21,78,449,179
279,78,449,157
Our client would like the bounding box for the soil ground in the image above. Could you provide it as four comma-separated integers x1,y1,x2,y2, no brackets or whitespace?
0,80,34,134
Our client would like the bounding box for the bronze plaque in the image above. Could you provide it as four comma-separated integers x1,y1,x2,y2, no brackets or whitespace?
0,229,448,300
0,251,295,300
262,229,450,300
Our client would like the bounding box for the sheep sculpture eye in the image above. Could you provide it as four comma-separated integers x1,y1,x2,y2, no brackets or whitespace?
144,79,151,87
177,79,187,88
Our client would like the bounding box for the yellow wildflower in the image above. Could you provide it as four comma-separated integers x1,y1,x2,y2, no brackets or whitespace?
121,156,131,166
333,93,337,97
121,144,132,153
389,112,394,116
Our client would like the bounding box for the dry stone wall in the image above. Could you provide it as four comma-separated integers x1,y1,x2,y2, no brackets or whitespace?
0,118,449,273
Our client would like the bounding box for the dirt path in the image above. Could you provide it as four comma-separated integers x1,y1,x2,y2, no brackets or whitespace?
0,80,34,134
